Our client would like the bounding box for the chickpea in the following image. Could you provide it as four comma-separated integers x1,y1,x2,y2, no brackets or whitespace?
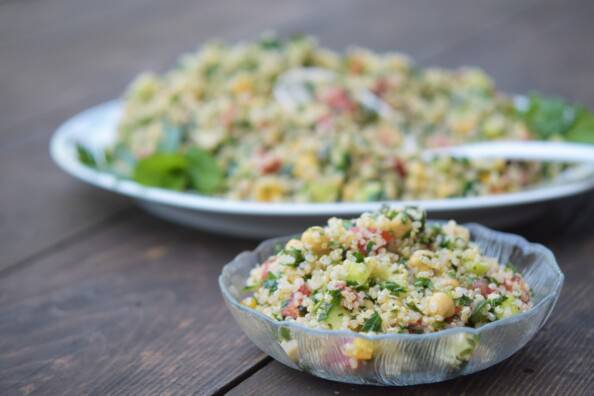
286,239,304,250
386,218,412,238
426,292,455,318
301,226,330,255
408,250,435,272
443,220,470,242
438,277,459,289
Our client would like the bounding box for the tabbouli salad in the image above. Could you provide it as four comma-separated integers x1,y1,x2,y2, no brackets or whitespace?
241,207,532,334
77,33,594,202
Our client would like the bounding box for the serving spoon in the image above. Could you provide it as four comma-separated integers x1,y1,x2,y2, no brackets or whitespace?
426,141,594,164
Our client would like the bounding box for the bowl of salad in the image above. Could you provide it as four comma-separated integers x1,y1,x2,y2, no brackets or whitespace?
50,33,594,236
219,207,563,385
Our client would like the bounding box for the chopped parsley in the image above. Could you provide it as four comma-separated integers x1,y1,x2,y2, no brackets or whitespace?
362,311,382,332
380,281,407,295
414,277,433,289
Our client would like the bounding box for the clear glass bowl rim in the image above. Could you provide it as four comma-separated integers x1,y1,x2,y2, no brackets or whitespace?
219,222,564,341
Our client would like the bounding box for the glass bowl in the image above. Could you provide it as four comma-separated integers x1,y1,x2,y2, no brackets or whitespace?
219,223,563,386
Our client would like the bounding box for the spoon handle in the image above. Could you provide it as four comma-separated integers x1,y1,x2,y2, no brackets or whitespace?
428,141,594,163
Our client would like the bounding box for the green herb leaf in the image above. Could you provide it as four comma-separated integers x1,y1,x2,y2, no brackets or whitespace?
133,153,189,190
366,241,375,254
414,277,433,289
407,302,422,313
76,143,97,168
520,94,579,139
455,295,473,306
259,35,282,49
285,248,305,267
278,327,292,341
489,296,507,308
432,321,446,331
469,300,489,326
263,272,278,293
353,251,365,263
316,290,341,321
380,281,406,295
565,109,594,144
505,262,518,274
186,147,223,194
362,311,382,332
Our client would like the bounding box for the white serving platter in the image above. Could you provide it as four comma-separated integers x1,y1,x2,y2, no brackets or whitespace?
50,100,594,238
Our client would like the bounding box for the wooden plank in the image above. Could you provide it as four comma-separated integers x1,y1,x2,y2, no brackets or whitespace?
0,214,265,395
428,0,594,106
0,132,130,270
226,232,594,396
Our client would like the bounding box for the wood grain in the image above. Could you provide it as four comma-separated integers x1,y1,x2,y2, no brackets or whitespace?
0,132,131,270
0,214,264,395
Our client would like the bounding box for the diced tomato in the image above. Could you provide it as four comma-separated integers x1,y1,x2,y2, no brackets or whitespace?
427,134,452,148
349,58,366,74
393,158,407,178
371,78,389,97
503,279,513,292
298,284,311,296
323,88,357,113
260,259,273,281
406,319,424,334
381,230,394,243
281,299,300,319
282,288,310,319
472,279,489,296
316,113,334,130
221,105,236,128
259,154,281,174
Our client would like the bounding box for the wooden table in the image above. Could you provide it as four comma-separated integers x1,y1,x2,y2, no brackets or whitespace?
2,0,593,394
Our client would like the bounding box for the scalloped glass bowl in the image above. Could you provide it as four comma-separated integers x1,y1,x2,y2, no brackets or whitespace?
219,224,563,386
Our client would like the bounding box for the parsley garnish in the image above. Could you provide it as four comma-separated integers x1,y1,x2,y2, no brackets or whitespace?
380,281,406,295
469,300,489,325
263,272,278,293
455,295,473,306
362,312,382,332
414,277,433,289
316,290,342,321
285,248,305,267
366,241,375,254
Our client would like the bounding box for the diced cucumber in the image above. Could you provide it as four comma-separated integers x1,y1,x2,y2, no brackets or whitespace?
344,261,371,285
466,261,490,276
366,258,407,284
354,181,384,201
495,297,521,319
307,179,341,202
439,333,480,369
326,305,349,330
